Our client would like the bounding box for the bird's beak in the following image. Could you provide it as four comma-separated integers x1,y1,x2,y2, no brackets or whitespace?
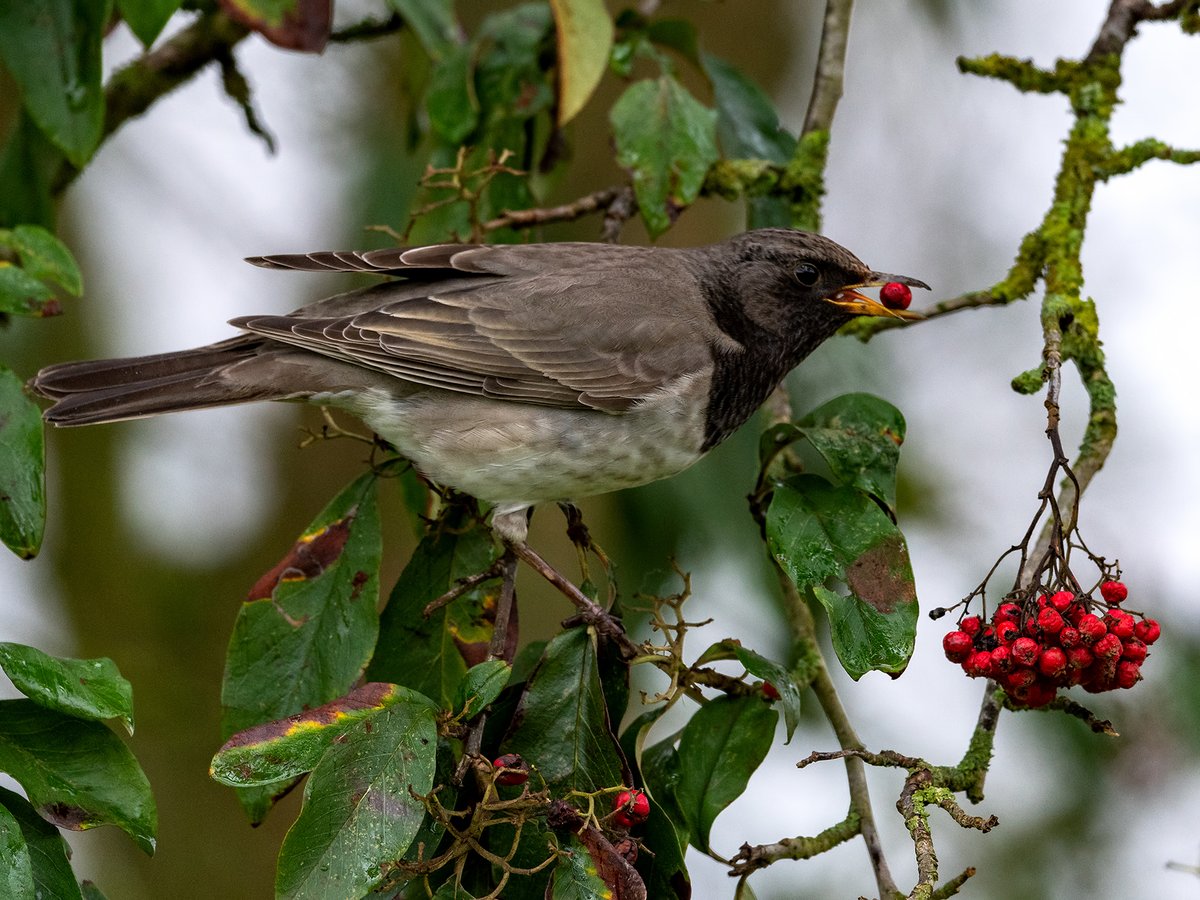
825,273,930,321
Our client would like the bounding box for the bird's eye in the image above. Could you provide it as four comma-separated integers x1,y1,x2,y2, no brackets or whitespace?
794,263,820,286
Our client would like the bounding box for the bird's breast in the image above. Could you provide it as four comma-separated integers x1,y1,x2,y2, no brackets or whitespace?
340,375,711,506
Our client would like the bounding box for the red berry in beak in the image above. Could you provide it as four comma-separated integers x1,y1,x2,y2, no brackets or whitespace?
879,281,912,310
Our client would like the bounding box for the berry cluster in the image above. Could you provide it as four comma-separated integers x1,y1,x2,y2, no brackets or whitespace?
942,581,1159,707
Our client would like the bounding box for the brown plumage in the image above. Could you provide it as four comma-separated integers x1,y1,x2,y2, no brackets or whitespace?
31,229,926,538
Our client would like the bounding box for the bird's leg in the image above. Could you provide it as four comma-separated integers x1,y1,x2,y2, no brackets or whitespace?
557,502,613,587
455,548,519,784
492,507,637,658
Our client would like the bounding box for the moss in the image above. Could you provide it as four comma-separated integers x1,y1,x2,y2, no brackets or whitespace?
781,129,830,232
1011,367,1045,395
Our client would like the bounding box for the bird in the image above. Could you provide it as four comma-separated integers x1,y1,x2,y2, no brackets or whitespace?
31,228,926,638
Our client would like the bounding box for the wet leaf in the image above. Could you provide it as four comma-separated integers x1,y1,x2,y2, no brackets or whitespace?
0,787,81,900
0,801,34,900
0,643,133,734
368,508,498,710
211,683,421,787
550,834,613,899
767,475,918,680
452,659,511,719
503,628,625,795
0,265,57,317
674,695,774,853
275,699,437,899
694,639,801,741
221,474,381,821
0,700,155,855
0,0,109,166
0,366,46,559
550,0,613,125
797,393,906,514
610,76,718,237
0,114,61,229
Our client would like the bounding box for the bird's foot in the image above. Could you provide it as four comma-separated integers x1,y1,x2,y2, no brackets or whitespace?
558,502,614,590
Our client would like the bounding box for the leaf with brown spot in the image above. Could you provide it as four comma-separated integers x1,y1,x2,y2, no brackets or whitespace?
211,683,424,787
219,0,331,52
221,473,382,823
553,830,646,900
0,700,155,855
767,475,918,680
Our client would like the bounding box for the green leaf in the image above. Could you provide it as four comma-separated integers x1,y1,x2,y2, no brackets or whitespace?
452,659,511,719
647,19,701,68
388,0,461,57
701,52,796,228
5,225,83,296
550,835,610,899
222,0,330,52
0,788,82,900
0,801,34,900
550,0,613,125
610,76,718,237
0,266,56,317
503,628,625,795
702,53,795,163
368,508,499,710
694,639,801,742
221,473,381,820
675,695,774,853
425,44,478,144
275,699,437,900
636,738,691,899
0,700,156,855
0,367,46,559
0,0,111,166
115,0,181,46
0,644,133,734
211,683,420,787
766,475,918,680
0,114,61,229
80,882,108,900
797,393,906,514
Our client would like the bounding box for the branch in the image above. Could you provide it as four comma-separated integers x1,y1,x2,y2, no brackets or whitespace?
802,0,855,135
54,10,251,194
1086,0,1193,62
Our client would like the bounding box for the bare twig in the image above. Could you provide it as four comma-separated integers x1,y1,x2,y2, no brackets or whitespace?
803,0,856,134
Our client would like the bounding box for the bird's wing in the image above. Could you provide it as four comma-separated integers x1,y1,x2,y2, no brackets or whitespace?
234,244,716,412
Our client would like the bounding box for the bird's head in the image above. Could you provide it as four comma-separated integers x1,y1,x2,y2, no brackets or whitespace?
708,229,929,347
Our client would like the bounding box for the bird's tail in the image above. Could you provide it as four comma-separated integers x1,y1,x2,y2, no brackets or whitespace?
30,337,287,426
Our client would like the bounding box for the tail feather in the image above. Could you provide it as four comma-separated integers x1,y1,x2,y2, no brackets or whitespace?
30,337,287,426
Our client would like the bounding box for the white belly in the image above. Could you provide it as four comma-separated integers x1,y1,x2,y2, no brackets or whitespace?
341,377,709,508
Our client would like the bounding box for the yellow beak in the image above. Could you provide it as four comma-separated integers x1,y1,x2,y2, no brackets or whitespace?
825,273,929,321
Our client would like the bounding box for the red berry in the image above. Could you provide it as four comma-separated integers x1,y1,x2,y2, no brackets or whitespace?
761,681,781,701
1133,618,1161,645
1066,646,1095,670
1058,626,1081,649
612,789,650,827
1037,607,1065,636
1049,591,1075,612
964,650,994,678
994,602,1022,623
1004,668,1037,692
1116,660,1141,689
1100,580,1128,605
1120,638,1148,664
1104,611,1135,640
1093,633,1123,660
1038,647,1068,680
990,645,1013,673
1011,637,1040,667
492,753,530,786
879,281,912,310
1077,614,1107,644
943,631,974,663
1021,683,1058,708
960,615,982,637
995,620,1020,644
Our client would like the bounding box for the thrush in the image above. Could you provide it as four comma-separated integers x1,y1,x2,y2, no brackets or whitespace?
32,228,925,642
32,227,925,534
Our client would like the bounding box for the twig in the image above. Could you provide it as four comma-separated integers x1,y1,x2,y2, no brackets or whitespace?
802,0,855,135
483,187,624,232
54,10,250,193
